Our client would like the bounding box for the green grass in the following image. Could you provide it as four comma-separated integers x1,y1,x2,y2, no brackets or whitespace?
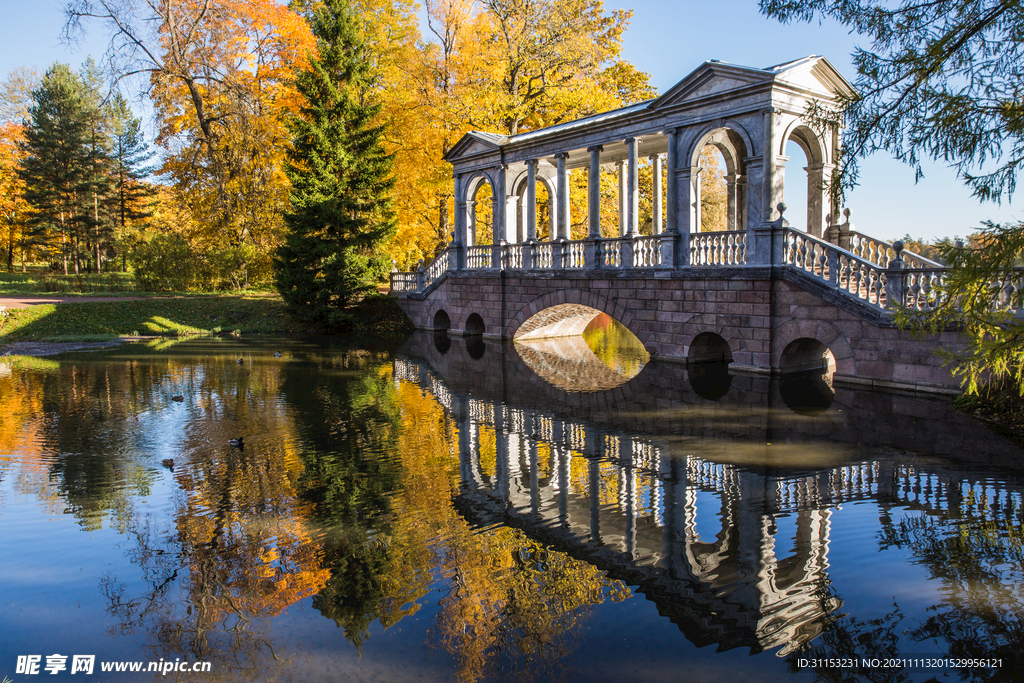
0,294,304,341
0,270,279,296
0,292,415,342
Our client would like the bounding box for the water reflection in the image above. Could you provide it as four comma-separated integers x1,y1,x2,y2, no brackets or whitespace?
779,369,835,414
581,312,649,377
433,329,451,354
3,336,1024,682
687,361,733,400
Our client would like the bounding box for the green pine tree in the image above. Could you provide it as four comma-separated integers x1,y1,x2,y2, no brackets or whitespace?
78,59,117,274
274,0,396,326
109,93,155,272
19,63,94,275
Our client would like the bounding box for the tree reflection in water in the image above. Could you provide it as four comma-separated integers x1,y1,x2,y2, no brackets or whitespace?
789,484,1024,682
1,341,631,682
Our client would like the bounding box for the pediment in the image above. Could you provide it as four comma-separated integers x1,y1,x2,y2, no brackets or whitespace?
443,131,507,163
650,57,856,111
772,56,857,98
650,62,773,110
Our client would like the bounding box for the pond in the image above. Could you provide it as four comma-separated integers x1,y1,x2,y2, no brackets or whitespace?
1,332,1023,682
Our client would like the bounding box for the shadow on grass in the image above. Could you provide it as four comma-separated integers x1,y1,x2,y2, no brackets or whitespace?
0,296,303,342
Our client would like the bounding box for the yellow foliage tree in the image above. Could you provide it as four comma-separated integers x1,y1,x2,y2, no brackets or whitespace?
0,123,31,271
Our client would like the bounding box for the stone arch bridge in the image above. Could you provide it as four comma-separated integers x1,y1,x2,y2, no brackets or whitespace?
391,56,1004,394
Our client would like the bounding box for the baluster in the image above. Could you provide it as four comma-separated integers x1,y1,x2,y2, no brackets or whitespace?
921,274,933,310
910,275,922,310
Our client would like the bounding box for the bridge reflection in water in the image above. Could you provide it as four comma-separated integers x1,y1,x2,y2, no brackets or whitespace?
394,332,1024,658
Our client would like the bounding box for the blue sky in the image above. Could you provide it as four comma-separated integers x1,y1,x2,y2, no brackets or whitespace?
1,0,1018,241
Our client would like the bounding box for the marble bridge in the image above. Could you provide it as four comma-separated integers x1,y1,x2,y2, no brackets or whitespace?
389,56,1004,394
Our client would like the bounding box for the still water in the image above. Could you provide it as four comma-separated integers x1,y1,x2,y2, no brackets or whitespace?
1,331,1023,682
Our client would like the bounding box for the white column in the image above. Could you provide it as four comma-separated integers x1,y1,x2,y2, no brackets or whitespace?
526,159,538,241
626,137,641,236
555,152,570,240
652,154,663,235
454,173,466,246
692,165,702,233
617,160,627,236
588,145,603,238
492,165,507,243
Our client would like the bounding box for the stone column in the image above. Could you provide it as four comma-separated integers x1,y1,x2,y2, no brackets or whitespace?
692,165,702,233
626,137,641,236
586,146,603,269
617,159,627,236
652,154,663,234
524,160,538,270
468,198,476,247
526,160,538,242
555,152,570,241
665,128,683,267
587,146,603,238
805,162,828,238
492,166,507,268
453,173,467,269
763,109,786,224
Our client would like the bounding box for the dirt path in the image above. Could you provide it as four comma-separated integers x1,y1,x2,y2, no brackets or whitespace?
0,339,131,356
0,296,160,310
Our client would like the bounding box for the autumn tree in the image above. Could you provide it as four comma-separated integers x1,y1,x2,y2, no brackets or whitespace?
0,122,30,271
387,0,655,267
66,0,314,287
274,0,396,325
0,67,40,124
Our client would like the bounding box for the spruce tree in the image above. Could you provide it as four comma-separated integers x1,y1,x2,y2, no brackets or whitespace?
109,93,154,272
19,63,93,275
274,0,396,325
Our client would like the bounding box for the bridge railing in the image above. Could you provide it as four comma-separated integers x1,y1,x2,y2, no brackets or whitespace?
466,245,490,269
390,270,420,292
846,230,943,269
633,235,663,267
783,228,890,308
601,239,621,267
691,231,746,266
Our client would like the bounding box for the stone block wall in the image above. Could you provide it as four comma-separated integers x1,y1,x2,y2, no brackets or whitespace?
393,267,962,391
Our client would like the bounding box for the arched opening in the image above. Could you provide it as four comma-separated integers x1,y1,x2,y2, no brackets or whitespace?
687,332,733,401
465,313,485,360
783,140,808,232
465,313,485,336
513,307,648,392
782,124,827,238
690,128,748,234
433,310,451,355
687,332,733,364
779,338,836,413
779,338,835,375
469,179,494,246
698,147,728,232
511,172,557,243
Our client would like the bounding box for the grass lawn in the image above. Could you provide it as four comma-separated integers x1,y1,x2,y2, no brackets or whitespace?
0,270,277,297
0,294,303,342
